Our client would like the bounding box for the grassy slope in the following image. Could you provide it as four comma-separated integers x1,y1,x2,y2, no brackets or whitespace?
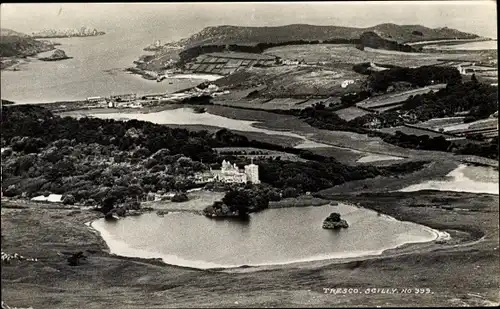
0,28,54,57
176,23,480,47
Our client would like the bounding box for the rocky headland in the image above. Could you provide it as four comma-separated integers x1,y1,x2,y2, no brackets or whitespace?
0,28,56,70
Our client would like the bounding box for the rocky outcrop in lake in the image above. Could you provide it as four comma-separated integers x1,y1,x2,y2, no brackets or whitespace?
203,201,241,218
322,212,349,229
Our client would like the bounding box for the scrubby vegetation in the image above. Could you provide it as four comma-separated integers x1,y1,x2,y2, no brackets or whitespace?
351,81,498,127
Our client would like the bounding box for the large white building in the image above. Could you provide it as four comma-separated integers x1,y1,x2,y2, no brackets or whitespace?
195,160,260,184
244,162,260,184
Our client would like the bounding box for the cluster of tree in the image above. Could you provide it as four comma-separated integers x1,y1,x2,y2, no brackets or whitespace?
257,157,427,194
377,131,498,160
221,185,271,216
366,66,462,93
453,136,499,160
298,103,369,134
339,91,371,107
399,81,497,121
2,105,219,163
380,131,452,152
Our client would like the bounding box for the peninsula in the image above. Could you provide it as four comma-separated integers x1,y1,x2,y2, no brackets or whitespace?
0,28,56,70
128,23,489,81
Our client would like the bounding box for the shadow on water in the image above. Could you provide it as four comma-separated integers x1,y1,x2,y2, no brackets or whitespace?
210,214,251,224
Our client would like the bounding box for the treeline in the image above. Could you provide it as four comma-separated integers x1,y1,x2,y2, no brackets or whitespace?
258,158,427,193
399,81,498,122
366,65,462,93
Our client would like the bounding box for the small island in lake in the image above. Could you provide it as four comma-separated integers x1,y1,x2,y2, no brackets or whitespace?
38,49,72,62
322,212,349,229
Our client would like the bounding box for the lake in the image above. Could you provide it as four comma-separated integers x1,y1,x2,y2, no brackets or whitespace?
92,203,438,269
0,32,207,103
400,164,499,195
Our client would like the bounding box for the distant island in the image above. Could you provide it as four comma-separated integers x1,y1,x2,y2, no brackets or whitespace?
30,27,105,39
38,49,72,61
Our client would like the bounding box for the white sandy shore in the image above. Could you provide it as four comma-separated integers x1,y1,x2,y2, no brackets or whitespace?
399,164,499,195
87,203,445,270
170,73,223,81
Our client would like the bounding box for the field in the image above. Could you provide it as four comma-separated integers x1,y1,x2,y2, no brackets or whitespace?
334,106,371,121
263,44,486,67
378,125,457,139
213,65,364,98
215,97,337,111
417,117,466,130
356,84,447,111
186,52,276,75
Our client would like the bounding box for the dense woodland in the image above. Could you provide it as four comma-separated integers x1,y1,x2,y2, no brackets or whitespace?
1,106,428,214
365,65,462,93
350,81,498,127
